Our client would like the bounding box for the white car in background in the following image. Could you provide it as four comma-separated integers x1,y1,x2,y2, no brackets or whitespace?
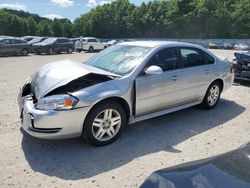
75,37,108,52
234,43,249,50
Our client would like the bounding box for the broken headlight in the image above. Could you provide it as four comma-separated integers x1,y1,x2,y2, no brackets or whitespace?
36,94,78,110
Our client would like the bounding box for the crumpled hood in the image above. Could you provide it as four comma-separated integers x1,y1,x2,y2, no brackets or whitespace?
30,59,117,100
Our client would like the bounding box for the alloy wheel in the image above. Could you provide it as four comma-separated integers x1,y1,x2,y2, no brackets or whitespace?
91,109,121,142
207,85,220,106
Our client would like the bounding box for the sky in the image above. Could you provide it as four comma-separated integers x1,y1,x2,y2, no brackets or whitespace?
0,0,151,21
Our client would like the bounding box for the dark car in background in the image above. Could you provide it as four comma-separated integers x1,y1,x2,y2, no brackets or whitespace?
0,37,30,56
233,51,250,80
32,37,74,55
28,37,48,45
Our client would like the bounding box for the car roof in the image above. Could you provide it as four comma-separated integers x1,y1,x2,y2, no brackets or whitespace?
83,37,97,39
118,41,204,48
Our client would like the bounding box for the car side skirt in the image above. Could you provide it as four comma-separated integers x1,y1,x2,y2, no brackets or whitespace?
129,100,201,124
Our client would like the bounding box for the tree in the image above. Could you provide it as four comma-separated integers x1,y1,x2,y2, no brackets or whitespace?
52,19,64,37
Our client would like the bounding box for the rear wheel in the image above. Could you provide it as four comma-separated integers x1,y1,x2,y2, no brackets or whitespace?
88,46,94,53
21,48,29,56
83,101,126,146
68,47,73,54
201,81,222,109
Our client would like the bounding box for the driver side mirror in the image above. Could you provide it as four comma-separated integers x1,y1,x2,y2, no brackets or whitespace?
144,65,163,75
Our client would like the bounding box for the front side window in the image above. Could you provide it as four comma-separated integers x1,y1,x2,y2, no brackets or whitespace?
180,48,205,68
0,39,8,44
148,48,178,71
85,45,152,76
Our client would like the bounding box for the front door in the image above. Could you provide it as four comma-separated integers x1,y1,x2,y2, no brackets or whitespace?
135,47,184,116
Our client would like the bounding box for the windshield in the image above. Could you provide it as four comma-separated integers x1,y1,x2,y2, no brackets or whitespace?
40,38,56,44
29,37,43,43
85,45,152,76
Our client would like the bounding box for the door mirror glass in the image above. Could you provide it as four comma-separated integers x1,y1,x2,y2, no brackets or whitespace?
145,65,163,75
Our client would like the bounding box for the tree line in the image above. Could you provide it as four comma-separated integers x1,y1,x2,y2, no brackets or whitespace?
0,0,249,39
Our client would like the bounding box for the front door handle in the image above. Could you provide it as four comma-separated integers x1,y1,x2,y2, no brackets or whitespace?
171,75,178,81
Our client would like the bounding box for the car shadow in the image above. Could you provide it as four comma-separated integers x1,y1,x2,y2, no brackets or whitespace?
21,99,245,180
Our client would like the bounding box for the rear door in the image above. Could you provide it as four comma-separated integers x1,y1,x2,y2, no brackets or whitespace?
135,47,184,116
96,39,104,50
54,39,68,52
89,39,98,50
13,39,27,54
178,47,216,102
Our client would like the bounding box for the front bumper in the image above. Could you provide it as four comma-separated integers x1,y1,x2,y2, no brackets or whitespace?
18,92,91,139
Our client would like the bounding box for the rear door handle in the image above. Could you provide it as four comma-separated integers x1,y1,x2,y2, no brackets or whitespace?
171,75,178,81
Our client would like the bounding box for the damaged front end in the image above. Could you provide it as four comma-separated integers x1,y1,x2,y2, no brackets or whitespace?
233,52,250,80
17,60,116,139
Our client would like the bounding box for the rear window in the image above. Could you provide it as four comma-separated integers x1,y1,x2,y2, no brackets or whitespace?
180,48,205,68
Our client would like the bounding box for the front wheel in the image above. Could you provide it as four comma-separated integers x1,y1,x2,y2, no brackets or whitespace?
83,101,126,146
201,81,222,109
21,48,29,56
47,47,53,55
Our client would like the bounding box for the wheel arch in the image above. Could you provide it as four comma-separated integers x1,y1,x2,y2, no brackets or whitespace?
211,78,224,91
82,96,131,131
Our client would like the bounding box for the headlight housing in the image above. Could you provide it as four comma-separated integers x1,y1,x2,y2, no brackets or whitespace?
36,94,78,111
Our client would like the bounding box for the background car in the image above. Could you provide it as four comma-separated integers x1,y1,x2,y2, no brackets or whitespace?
28,37,48,45
234,43,249,50
233,51,250,80
0,37,30,56
207,42,223,49
223,42,234,49
32,37,74,55
75,37,108,52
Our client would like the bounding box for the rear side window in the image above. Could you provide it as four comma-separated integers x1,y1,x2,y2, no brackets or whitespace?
13,39,25,44
180,48,205,68
56,39,69,43
88,39,97,42
148,48,178,71
204,52,215,64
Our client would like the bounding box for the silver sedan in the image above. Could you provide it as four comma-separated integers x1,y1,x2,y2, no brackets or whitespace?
18,41,234,146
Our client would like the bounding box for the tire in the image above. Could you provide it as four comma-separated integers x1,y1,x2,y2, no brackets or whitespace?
47,47,53,55
88,46,94,53
104,46,107,49
21,48,29,56
68,47,73,54
83,101,126,146
201,81,222,109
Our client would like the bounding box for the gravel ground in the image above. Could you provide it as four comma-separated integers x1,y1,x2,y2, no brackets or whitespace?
0,50,249,188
